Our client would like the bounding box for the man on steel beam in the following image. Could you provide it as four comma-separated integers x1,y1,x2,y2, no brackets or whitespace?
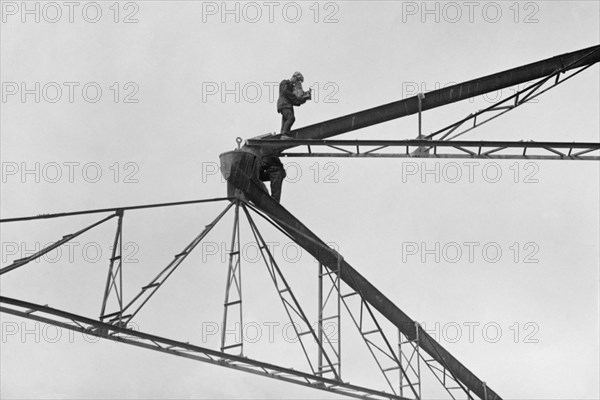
258,72,311,202
278,71,311,138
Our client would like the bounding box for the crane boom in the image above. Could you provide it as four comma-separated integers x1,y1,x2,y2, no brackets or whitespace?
249,44,599,154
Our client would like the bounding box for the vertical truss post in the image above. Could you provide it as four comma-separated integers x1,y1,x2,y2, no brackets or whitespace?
414,92,430,156
100,210,124,324
417,92,424,138
221,201,243,355
318,263,323,373
399,322,421,399
317,260,341,379
242,205,340,381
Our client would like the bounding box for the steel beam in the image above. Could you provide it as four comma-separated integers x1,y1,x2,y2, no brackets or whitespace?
247,139,600,149
0,197,232,223
280,153,599,161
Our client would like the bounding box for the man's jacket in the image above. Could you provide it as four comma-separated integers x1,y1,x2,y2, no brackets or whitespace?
277,79,305,112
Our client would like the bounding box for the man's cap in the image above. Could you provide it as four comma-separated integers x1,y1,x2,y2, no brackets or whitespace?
292,71,304,82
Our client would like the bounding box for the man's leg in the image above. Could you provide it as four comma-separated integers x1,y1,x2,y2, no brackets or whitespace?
280,108,295,135
268,165,286,202
280,111,286,134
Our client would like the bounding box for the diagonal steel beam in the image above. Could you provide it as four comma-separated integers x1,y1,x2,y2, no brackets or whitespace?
0,213,118,275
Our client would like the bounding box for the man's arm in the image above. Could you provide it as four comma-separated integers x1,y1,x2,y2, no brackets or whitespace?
281,80,306,106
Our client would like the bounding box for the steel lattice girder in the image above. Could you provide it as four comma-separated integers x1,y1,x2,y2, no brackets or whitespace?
220,150,501,400
245,139,600,160
0,297,409,400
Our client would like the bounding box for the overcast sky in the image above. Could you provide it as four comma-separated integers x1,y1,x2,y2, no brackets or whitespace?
1,1,599,399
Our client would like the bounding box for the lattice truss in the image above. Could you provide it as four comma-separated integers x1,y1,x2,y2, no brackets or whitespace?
1,198,493,400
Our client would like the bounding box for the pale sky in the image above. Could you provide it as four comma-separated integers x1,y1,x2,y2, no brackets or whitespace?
1,1,599,399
